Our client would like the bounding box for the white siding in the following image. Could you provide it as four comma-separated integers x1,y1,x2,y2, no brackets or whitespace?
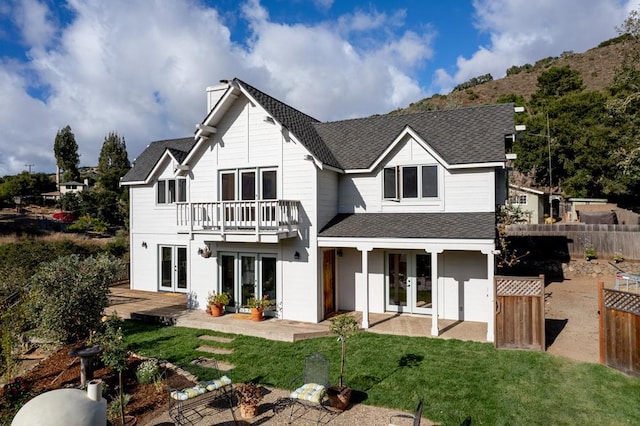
339,173,379,213
438,251,489,322
318,169,339,228
444,168,496,212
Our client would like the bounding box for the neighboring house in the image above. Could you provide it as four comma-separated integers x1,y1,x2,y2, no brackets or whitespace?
507,185,545,223
121,78,515,342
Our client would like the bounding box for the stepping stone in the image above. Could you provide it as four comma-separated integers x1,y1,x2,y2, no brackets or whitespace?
199,335,234,343
196,345,234,355
191,357,235,371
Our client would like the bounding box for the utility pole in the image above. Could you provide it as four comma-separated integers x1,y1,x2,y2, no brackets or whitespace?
546,114,553,219
24,164,34,173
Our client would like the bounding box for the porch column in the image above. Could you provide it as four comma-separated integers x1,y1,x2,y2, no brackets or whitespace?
483,248,496,342
429,249,443,337
358,246,373,329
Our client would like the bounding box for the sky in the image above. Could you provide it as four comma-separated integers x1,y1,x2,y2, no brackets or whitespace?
0,0,638,175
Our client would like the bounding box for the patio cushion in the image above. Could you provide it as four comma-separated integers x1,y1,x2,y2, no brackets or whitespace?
202,375,232,391
171,385,206,400
290,383,326,403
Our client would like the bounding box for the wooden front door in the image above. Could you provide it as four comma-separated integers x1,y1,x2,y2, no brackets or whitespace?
323,250,336,317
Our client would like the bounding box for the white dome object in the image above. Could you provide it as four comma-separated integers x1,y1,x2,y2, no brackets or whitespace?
12,384,107,426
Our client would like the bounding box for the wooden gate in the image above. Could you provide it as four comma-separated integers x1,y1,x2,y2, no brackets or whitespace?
599,283,640,376
494,275,545,351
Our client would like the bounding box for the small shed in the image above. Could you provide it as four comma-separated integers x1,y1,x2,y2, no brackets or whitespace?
507,185,546,223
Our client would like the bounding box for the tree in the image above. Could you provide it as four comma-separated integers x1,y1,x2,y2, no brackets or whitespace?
53,126,80,183
97,132,131,192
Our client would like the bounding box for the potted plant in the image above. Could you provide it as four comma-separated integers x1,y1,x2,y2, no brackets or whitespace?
207,292,230,317
234,382,263,419
247,295,270,321
327,314,359,411
614,252,624,264
585,247,597,261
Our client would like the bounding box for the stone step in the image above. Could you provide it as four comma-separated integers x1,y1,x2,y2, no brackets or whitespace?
199,335,234,343
196,345,234,355
191,356,235,371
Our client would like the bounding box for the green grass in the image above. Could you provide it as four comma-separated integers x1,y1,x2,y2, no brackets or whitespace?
123,322,640,426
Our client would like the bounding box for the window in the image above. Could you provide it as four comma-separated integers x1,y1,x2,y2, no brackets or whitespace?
383,165,438,200
219,168,277,200
157,178,186,204
510,194,527,205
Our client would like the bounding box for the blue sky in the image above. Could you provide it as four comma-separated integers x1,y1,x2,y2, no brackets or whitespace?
0,0,638,175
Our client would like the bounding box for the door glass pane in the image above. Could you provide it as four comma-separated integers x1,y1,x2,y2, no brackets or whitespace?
415,254,432,309
402,167,417,198
221,255,235,307
262,170,277,199
160,247,172,288
168,180,176,203
157,181,166,204
421,166,438,198
383,168,396,199
177,247,187,289
241,172,256,200
241,256,256,307
221,173,235,201
178,179,187,202
261,257,276,311
388,253,407,306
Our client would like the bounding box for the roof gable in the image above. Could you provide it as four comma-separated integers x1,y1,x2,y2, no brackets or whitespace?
121,137,195,184
314,103,514,170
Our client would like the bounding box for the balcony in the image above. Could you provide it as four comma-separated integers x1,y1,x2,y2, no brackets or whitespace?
176,200,300,242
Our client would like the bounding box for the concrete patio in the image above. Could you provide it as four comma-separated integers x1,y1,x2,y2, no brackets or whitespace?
107,284,488,343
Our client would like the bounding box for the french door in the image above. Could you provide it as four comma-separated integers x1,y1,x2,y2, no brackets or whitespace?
219,253,277,315
159,246,188,293
386,251,432,314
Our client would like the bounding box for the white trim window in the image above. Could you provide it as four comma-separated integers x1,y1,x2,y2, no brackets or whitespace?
157,178,187,204
219,168,277,201
383,165,439,200
510,194,527,205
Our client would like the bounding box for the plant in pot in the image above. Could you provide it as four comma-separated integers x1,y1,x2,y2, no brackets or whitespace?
247,294,270,321
585,247,597,261
614,251,624,264
234,382,263,419
327,314,359,411
207,291,230,317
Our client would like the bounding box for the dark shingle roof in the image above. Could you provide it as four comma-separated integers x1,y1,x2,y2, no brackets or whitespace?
235,79,342,168
314,103,514,170
318,212,497,240
121,137,196,183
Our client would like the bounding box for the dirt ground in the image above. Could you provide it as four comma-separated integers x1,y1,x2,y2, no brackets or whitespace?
544,270,613,364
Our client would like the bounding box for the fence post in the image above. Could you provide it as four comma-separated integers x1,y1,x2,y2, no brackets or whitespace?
598,281,605,365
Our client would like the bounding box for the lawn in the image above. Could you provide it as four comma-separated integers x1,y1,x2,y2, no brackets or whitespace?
124,321,640,425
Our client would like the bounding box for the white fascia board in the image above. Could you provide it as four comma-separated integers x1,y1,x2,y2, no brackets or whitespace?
508,184,545,195
317,236,494,251
183,88,240,166
448,161,505,169
364,126,451,173
145,150,180,184
120,180,146,186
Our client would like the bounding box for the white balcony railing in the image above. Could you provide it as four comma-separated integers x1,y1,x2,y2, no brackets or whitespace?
176,200,299,237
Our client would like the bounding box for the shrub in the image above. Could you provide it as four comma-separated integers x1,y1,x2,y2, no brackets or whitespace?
136,360,161,385
27,254,122,344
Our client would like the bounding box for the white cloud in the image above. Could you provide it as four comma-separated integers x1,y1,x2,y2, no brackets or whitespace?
434,0,638,93
0,0,433,174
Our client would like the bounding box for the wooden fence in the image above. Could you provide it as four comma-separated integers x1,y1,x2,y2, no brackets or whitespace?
494,275,545,351
599,282,640,376
506,223,640,260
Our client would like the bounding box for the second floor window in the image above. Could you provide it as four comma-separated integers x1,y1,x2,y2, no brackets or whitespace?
220,168,277,201
384,165,438,200
157,178,186,204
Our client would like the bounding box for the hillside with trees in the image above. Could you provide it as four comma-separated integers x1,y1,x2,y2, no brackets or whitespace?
395,15,640,209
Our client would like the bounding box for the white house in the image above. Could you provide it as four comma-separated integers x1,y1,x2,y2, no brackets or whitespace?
121,78,515,342
507,184,545,223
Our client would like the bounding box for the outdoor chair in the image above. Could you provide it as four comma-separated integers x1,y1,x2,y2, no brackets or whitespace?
168,357,236,425
277,353,337,424
389,398,423,426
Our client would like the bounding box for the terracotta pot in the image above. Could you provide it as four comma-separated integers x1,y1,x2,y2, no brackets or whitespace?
239,403,258,419
210,303,225,317
250,307,264,322
327,386,351,411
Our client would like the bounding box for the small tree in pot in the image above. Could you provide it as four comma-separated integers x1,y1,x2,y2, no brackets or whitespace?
327,314,359,410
